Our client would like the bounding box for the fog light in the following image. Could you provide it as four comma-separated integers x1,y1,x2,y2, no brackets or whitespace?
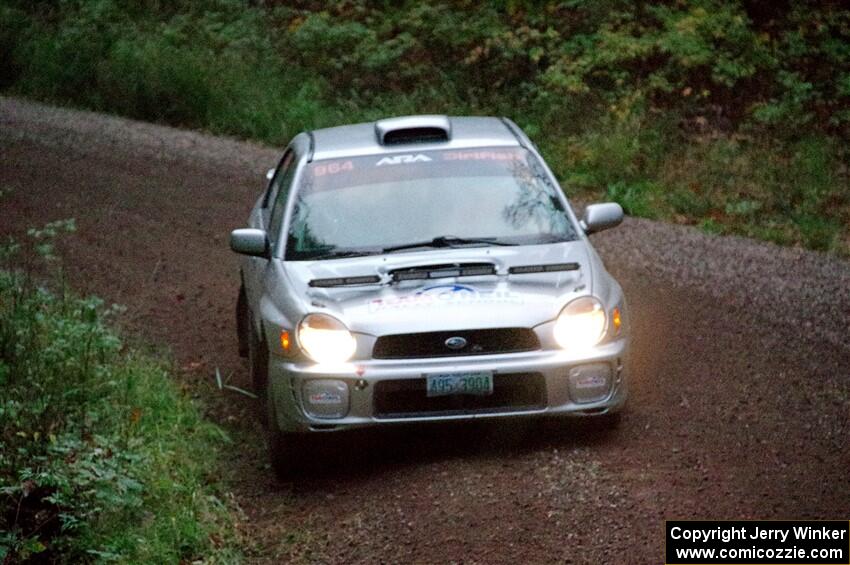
302,379,349,419
568,363,612,404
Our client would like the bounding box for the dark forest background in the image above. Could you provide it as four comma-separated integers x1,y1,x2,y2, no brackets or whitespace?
2,0,848,253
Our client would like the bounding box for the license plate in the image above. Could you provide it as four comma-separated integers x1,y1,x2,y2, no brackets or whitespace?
426,371,494,397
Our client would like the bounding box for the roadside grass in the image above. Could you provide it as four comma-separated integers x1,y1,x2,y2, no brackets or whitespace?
0,0,847,255
549,121,849,253
0,221,242,563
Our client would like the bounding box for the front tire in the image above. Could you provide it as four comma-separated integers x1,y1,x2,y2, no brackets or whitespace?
266,393,305,479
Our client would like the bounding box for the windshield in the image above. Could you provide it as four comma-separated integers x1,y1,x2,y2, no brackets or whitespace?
285,147,577,260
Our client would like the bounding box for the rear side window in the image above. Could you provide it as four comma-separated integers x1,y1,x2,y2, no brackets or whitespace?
268,154,297,245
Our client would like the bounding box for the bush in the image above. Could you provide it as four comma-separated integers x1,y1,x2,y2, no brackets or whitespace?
0,223,240,563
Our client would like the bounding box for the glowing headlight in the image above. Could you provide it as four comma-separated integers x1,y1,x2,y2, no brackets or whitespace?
297,313,356,364
553,296,607,350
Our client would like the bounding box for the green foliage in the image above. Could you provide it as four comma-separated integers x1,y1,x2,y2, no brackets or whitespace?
3,0,848,135
658,135,848,252
605,180,664,220
2,0,340,143
0,0,848,254
0,225,240,563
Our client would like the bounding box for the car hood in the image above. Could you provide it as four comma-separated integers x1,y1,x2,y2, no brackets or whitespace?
282,241,593,336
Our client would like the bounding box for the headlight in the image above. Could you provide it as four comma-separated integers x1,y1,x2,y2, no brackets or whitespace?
553,296,607,350
297,313,356,364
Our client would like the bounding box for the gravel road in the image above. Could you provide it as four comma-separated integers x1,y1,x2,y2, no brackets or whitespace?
2,97,848,564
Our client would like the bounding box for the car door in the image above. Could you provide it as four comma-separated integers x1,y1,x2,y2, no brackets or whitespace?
244,149,296,314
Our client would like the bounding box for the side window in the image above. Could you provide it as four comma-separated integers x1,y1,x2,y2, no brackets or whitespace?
262,151,294,209
268,155,298,247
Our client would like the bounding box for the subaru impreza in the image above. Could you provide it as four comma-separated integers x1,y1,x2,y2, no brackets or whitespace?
230,115,629,476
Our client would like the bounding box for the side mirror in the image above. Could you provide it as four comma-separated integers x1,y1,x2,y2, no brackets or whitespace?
230,228,269,258
581,203,624,235
266,168,275,181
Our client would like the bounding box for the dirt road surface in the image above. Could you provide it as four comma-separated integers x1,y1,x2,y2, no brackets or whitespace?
2,97,848,563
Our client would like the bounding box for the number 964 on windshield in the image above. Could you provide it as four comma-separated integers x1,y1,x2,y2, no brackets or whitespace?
426,372,494,397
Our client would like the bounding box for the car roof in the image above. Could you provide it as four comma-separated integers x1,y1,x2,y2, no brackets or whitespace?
309,115,523,161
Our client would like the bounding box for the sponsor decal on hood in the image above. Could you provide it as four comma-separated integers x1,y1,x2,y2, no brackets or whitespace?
368,283,524,313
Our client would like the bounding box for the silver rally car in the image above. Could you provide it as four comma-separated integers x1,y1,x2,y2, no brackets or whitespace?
231,115,629,475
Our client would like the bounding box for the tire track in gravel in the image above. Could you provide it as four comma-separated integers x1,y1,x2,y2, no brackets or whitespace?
2,97,848,564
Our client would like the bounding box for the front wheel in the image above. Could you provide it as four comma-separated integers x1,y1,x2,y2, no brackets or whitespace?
267,426,305,480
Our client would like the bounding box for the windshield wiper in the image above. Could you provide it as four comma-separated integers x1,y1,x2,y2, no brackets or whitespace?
299,249,378,260
383,235,519,253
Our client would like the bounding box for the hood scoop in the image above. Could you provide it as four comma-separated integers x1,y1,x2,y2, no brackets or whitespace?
390,262,496,282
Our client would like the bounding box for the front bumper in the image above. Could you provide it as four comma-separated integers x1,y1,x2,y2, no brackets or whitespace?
268,337,628,433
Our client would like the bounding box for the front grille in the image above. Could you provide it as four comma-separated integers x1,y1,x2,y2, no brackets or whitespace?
373,373,547,419
372,328,539,359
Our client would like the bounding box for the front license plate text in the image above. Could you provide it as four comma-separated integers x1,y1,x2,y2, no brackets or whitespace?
426,372,494,397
